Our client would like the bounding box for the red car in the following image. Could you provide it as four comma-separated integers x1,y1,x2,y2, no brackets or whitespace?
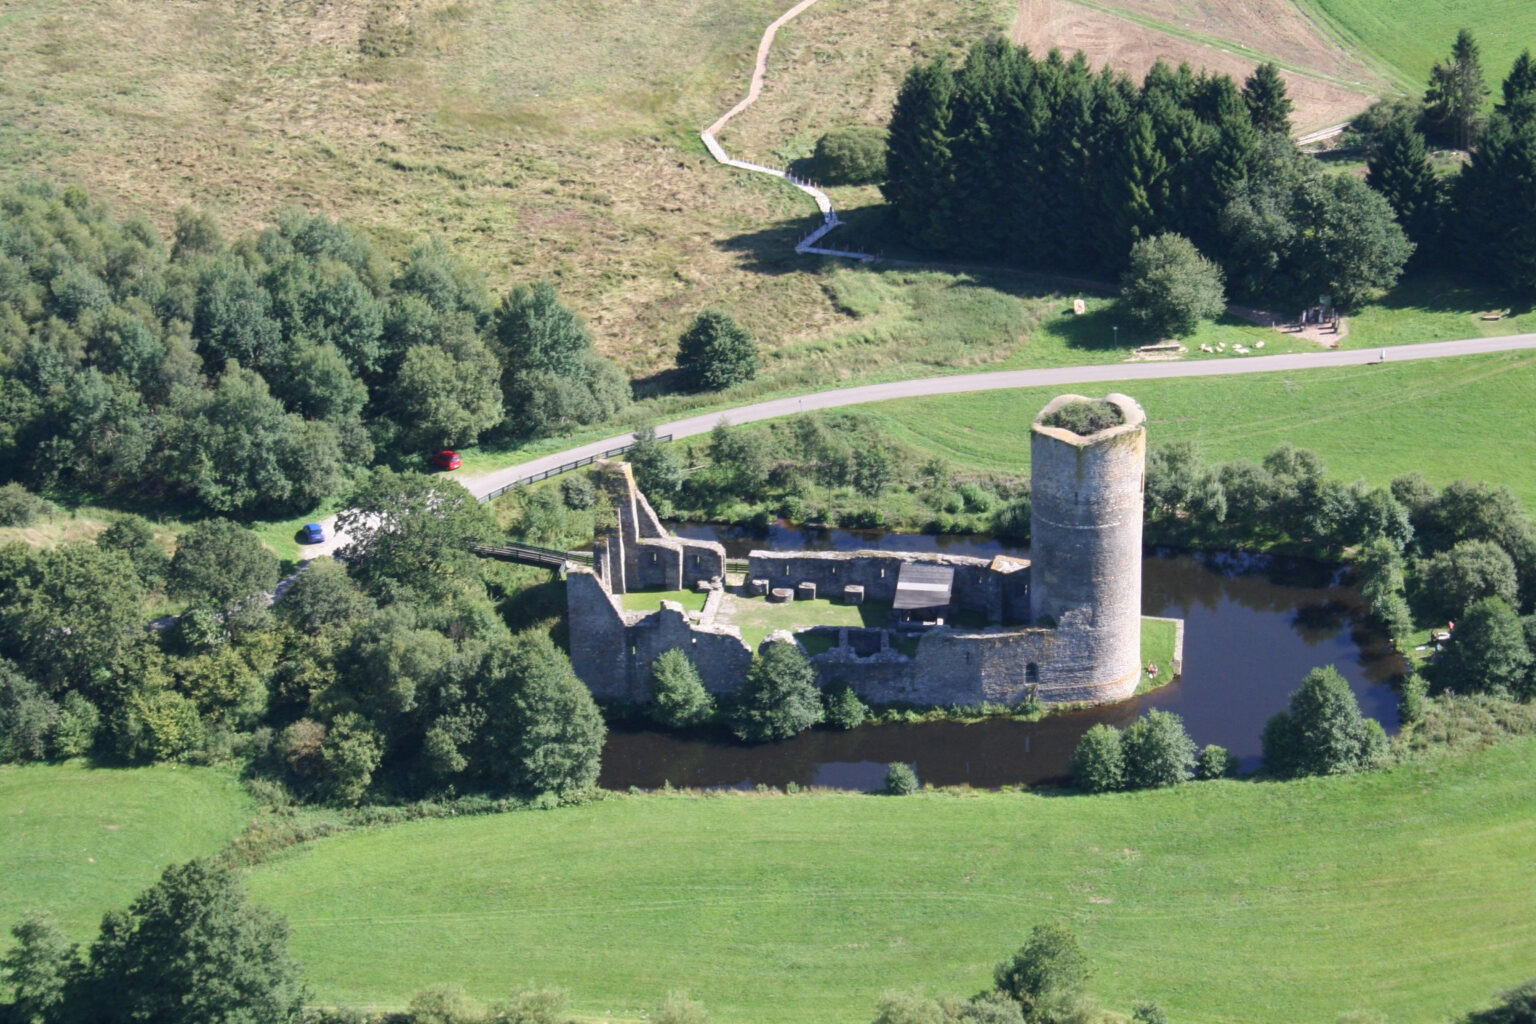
431,449,462,471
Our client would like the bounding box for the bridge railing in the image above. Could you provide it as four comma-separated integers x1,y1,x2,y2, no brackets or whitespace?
480,434,673,503
470,541,594,569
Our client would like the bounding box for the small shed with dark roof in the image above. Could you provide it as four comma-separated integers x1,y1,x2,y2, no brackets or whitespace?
892,562,955,625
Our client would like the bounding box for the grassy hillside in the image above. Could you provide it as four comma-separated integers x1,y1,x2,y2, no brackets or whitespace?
246,737,1536,1023
855,349,1536,507
0,0,1009,376
1295,0,1536,88
0,763,253,937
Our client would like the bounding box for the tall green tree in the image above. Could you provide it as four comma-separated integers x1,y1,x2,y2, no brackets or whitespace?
1366,114,1442,251
172,362,343,516
486,632,606,795
493,281,592,381
1068,723,1125,792
676,309,759,392
993,923,1092,1021
1261,665,1388,777
1120,232,1226,336
1119,709,1197,788
70,859,303,1024
337,469,496,598
168,518,279,614
1423,29,1489,150
625,426,684,501
647,649,715,729
1462,980,1536,1024
1416,539,1521,621
732,640,823,742
1455,111,1536,294
1241,62,1293,135
883,58,958,250
1434,596,1533,696
1497,50,1536,123
388,330,504,449
0,544,144,696
0,913,76,1024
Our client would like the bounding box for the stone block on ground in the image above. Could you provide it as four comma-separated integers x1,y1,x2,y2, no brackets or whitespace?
769,587,794,603
796,581,817,601
843,584,865,605
749,577,769,596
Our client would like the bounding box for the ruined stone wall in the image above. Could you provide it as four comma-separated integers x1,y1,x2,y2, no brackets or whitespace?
590,461,725,594
566,398,1152,710
1027,393,1146,703
807,621,1116,706
745,550,1027,624
566,568,631,700
630,604,753,697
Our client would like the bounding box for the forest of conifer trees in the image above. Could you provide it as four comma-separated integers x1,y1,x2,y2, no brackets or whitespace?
882,36,1536,305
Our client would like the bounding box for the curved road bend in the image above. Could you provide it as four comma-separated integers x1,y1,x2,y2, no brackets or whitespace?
301,333,1536,559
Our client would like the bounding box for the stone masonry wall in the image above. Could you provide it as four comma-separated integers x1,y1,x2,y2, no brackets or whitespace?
591,461,725,594
1027,394,1146,703
805,618,1126,706
745,550,1029,625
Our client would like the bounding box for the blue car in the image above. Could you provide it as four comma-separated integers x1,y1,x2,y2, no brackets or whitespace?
300,522,325,544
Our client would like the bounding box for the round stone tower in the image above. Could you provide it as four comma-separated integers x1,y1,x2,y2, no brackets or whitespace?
1029,393,1146,702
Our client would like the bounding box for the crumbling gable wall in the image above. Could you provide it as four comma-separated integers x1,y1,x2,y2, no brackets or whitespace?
590,461,725,594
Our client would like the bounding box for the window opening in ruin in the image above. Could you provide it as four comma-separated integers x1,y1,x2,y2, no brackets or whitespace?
1026,662,1039,682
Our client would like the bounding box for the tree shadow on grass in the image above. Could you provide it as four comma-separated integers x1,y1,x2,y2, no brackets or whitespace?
1373,271,1535,319
1040,302,1139,351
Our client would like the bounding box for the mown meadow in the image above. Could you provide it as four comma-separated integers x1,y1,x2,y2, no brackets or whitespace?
236,735,1536,1024
0,762,251,935
858,350,1536,508
1293,0,1536,87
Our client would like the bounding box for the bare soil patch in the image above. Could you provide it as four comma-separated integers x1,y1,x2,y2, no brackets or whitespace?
1011,0,1385,131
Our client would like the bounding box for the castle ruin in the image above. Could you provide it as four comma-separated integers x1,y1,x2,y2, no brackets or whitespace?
565,393,1157,708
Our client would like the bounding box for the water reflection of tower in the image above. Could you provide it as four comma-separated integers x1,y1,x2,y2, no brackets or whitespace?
1029,394,1147,701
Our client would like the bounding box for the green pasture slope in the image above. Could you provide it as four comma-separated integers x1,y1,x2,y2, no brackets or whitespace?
0,763,253,937
862,350,1536,508
1296,0,1536,88
247,737,1536,1023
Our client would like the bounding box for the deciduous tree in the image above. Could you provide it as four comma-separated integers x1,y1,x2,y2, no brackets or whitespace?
647,649,715,729
732,640,823,742
1261,665,1388,777
70,859,303,1024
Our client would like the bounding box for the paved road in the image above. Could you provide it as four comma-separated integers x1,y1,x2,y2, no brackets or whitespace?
298,333,1536,559
466,333,1536,495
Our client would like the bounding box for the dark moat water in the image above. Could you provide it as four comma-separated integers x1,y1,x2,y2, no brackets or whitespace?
596,524,1405,792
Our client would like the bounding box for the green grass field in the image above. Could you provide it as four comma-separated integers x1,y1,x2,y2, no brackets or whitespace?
1295,0,1536,89
0,762,253,938
857,350,1536,508
719,594,894,649
1138,617,1179,693
621,589,712,615
244,736,1536,1023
